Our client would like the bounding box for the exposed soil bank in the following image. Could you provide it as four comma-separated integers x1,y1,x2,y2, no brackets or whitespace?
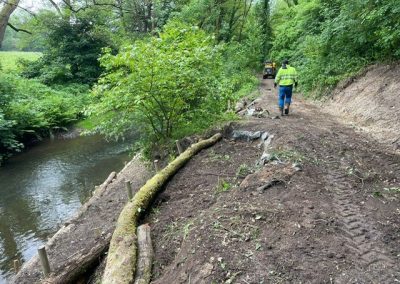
147,79,399,283
324,63,400,149
13,67,400,283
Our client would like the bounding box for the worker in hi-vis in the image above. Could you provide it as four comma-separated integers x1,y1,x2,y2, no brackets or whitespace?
274,59,298,116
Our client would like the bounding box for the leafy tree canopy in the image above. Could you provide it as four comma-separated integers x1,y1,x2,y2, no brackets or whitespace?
88,21,230,147
270,0,400,95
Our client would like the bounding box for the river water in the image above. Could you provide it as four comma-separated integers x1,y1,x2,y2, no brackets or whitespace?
0,135,131,283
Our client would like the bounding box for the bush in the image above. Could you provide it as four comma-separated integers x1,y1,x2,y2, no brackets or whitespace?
21,16,113,85
270,0,400,96
0,72,89,163
88,21,230,149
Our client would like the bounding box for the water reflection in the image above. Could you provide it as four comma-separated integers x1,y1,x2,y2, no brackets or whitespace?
0,135,131,283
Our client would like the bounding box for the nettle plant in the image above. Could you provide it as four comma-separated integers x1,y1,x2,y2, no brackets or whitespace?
89,21,229,145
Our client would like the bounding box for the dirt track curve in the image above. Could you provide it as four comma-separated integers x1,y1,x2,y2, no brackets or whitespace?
143,78,399,284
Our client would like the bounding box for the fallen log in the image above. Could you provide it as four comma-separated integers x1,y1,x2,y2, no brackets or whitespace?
134,224,153,284
102,133,223,284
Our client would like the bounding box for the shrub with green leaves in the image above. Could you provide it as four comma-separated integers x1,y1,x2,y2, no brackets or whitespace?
21,13,113,85
0,72,89,164
270,0,400,96
89,21,230,148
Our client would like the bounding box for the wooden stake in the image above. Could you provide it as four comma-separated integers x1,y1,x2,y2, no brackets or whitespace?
13,259,20,273
153,160,160,172
134,224,153,284
125,180,133,200
38,246,51,276
175,140,183,154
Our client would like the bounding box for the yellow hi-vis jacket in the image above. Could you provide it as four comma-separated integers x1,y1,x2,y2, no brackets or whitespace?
275,65,298,86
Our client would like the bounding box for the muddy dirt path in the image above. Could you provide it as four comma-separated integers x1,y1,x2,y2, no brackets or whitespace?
147,79,400,283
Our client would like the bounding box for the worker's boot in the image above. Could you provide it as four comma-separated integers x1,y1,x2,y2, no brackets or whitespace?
284,105,290,115
279,107,284,116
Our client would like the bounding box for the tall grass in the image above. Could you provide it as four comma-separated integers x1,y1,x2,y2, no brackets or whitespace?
0,51,42,72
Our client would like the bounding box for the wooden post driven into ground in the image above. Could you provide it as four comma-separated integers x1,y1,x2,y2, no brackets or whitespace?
125,180,133,200
153,160,160,172
102,133,223,284
38,246,51,276
175,140,183,154
13,260,20,273
134,224,153,284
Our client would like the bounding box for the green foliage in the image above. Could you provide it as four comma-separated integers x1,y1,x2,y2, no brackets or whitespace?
270,0,400,96
20,11,114,85
0,51,41,72
177,0,258,42
0,111,22,164
89,21,230,148
0,72,89,164
215,179,232,193
236,163,253,178
268,148,305,164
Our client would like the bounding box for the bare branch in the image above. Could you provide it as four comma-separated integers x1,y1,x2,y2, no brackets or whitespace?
59,0,133,14
47,0,63,16
7,22,32,34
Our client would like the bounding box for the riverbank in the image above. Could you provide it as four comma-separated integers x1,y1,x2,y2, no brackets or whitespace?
12,154,152,283
0,134,132,283
13,76,400,283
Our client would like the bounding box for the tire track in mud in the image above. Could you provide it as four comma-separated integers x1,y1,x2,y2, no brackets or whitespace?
327,167,398,282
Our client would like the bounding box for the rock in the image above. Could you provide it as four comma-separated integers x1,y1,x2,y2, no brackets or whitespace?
292,163,302,171
261,132,269,141
246,108,255,116
232,130,262,142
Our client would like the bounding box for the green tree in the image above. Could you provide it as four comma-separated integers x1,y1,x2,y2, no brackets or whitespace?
270,0,400,95
20,9,115,85
89,21,229,146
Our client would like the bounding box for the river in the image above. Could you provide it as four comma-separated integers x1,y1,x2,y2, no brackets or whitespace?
0,135,131,283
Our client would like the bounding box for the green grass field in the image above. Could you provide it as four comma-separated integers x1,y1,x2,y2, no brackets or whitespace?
0,51,42,71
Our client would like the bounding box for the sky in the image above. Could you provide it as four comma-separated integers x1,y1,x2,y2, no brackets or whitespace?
20,0,51,10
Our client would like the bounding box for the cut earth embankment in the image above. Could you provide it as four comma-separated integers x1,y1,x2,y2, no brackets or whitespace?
323,63,400,149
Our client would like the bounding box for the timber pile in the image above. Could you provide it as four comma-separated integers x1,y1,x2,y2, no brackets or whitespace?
102,133,223,284
12,155,152,284
134,224,154,284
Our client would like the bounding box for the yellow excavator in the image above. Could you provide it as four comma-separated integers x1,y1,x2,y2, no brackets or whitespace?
263,60,276,79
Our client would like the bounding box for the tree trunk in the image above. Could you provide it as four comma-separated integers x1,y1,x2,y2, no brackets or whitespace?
0,0,20,48
102,133,223,284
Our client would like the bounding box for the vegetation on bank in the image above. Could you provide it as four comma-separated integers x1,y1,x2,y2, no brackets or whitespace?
270,0,400,96
1,0,268,163
2,0,399,163
0,51,41,71
0,69,89,163
88,21,256,153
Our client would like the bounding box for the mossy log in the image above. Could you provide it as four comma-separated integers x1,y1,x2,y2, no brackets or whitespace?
134,224,153,284
102,133,223,284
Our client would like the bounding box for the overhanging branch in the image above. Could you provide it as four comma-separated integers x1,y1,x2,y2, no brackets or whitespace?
7,23,32,34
